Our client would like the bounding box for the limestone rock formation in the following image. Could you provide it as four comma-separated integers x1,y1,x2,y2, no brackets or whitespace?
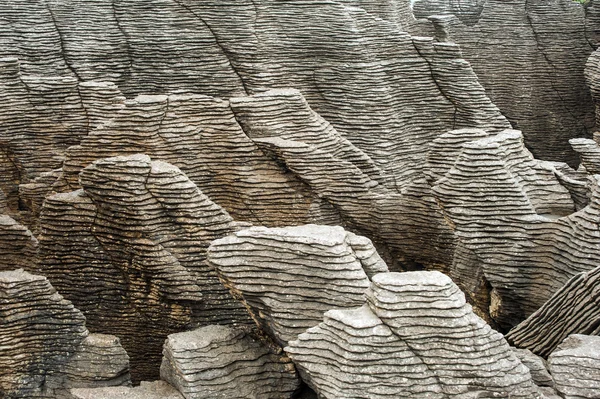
420,0,596,164
0,214,38,272
512,348,555,389
0,269,130,398
38,154,252,382
71,381,184,399
160,325,300,399
412,0,485,25
547,335,600,399
286,271,542,398
428,128,600,328
506,266,600,358
208,224,387,346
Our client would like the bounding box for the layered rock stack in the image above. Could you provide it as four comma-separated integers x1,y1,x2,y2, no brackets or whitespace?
161,325,300,399
286,271,542,398
208,224,387,346
38,154,252,381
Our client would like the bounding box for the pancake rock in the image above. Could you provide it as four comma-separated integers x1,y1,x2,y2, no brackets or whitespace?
0,58,89,214
506,266,600,358
160,325,300,399
412,0,485,25
71,381,184,399
0,214,38,272
207,224,387,346
38,154,251,382
430,129,600,329
0,269,130,398
60,91,333,227
512,348,555,389
421,0,595,164
547,335,600,399
286,271,542,398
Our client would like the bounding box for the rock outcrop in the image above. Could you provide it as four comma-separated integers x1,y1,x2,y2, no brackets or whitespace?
208,224,386,346
420,0,596,164
0,214,38,272
161,325,300,399
506,266,600,358
71,381,184,399
0,269,130,398
38,154,252,382
286,271,542,398
548,334,600,399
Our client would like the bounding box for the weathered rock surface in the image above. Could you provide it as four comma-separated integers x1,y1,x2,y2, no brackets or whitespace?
286,271,542,398
208,224,387,346
0,269,130,398
512,348,555,389
161,325,300,399
71,381,184,399
428,128,600,328
547,334,600,399
507,266,600,358
38,154,251,382
421,0,596,164
0,214,38,272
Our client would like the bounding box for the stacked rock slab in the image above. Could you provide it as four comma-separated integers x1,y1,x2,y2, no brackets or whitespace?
207,224,387,346
547,335,600,399
161,325,300,399
286,271,542,398
0,269,86,398
429,129,600,329
422,0,595,164
38,154,251,382
506,266,600,358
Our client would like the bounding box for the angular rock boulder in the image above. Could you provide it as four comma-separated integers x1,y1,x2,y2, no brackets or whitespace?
161,325,300,399
208,224,387,346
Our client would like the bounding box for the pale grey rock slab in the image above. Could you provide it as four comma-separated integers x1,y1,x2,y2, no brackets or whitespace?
71,381,184,399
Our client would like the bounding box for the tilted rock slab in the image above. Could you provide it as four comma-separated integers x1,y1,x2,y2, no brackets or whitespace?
507,266,600,358
207,224,388,346
0,269,130,398
548,335,600,399
286,271,542,398
161,325,300,399
422,0,595,164
38,154,251,382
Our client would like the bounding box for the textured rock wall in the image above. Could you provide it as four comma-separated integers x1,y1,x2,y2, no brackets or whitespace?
422,0,596,165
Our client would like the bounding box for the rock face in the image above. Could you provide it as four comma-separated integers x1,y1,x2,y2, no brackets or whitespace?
0,214,38,272
208,224,387,346
420,0,596,164
0,269,130,398
547,335,600,399
506,266,600,358
38,154,252,382
160,325,300,399
286,271,542,398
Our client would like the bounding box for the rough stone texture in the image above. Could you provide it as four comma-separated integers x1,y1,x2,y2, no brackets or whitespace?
160,325,300,399
506,266,600,358
38,154,252,382
286,271,542,398
512,348,555,388
0,269,129,398
0,214,38,272
428,128,600,329
547,335,600,399
412,0,485,25
422,0,596,165
71,381,184,399
208,224,387,346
